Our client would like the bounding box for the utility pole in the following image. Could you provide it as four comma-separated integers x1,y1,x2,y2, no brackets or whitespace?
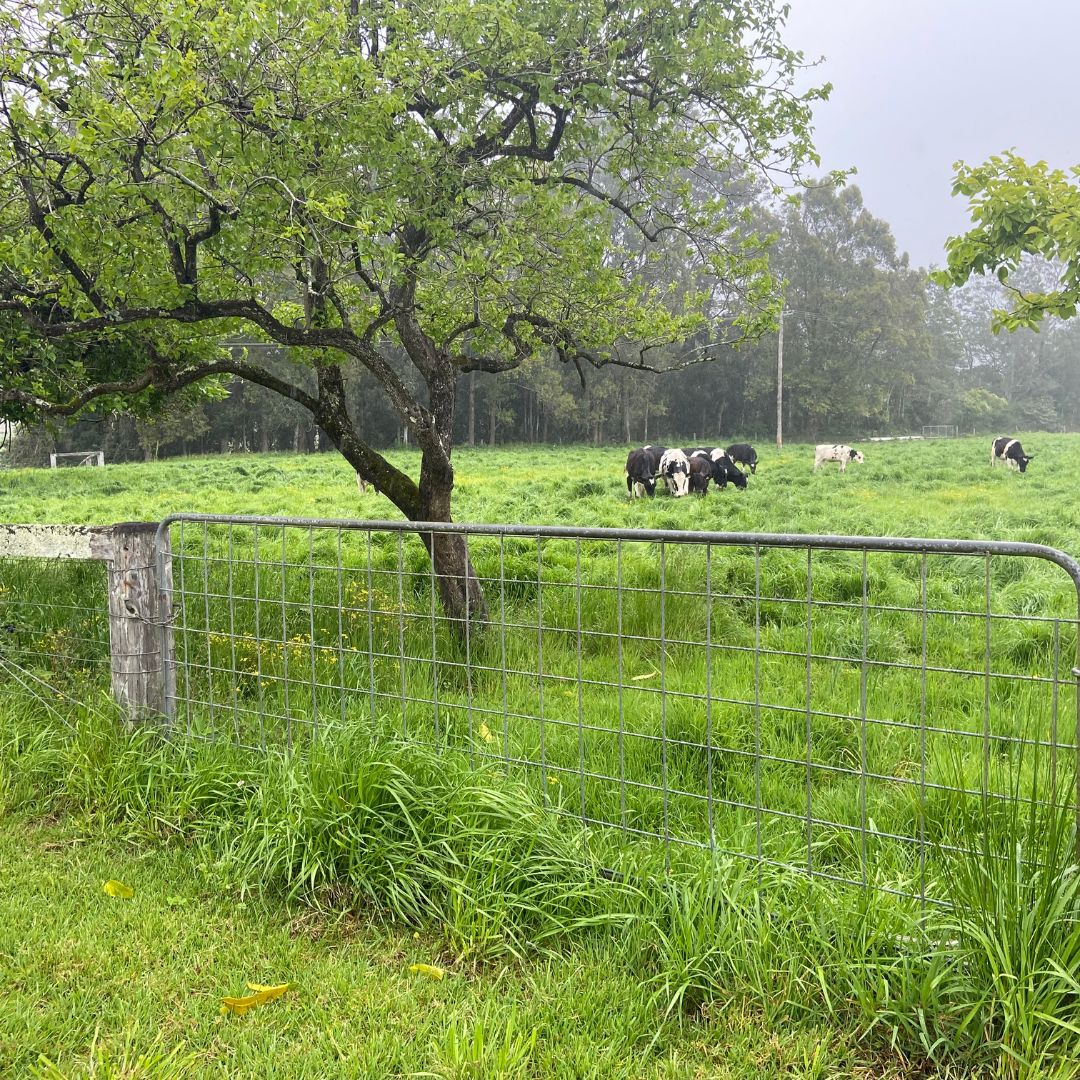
467,370,476,446
775,308,784,451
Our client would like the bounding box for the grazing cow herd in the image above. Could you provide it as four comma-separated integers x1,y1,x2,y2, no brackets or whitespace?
624,436,1036,498
626,444,751,498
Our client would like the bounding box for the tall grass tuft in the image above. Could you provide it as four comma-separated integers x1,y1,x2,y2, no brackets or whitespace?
935,754,1080,1076
0,693,629,963
30,1034,199,1079
632,774,1080,1075
434,1007,538,1078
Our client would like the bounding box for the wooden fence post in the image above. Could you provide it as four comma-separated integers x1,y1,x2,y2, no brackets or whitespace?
105,522,173,721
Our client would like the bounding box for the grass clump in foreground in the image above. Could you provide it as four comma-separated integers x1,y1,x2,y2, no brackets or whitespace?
2,693,1080,1078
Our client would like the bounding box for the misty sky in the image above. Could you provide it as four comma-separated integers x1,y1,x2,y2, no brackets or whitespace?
784,0,1079,270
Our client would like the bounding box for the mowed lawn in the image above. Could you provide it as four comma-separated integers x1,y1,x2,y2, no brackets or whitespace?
4,813,827,1079
2,436,1080,1078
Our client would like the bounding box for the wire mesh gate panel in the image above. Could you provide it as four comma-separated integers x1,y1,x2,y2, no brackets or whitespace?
156,515,1080,901
0,555,110,700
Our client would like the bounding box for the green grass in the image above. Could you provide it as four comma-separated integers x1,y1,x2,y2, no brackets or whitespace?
2,435,1080,544
2,438,1075,896
4,698,1079,1077
0,700,923,1079
0,816,729,1079
2,437,1080,1076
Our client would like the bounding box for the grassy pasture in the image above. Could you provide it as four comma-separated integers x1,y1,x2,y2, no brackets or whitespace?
2,436,1077,893
2,436,1080,1075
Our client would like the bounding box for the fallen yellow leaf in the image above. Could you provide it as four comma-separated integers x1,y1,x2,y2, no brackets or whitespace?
478,723,494,743
102,880,134,898
409,963,445,981
630,670,658,682
219,982,290,1016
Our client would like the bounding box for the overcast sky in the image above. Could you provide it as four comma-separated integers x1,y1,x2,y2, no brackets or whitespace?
783,0,1079,270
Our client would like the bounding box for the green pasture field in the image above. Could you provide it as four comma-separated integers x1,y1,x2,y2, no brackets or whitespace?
2,436,1078,886
2,436,1080,1076
2,435,1079,542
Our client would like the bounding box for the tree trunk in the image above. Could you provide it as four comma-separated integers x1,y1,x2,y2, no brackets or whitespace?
417,368,489,626
622,380,631,443
417,464,488,626
317,361,488,630
488,401,496,447
259,426,269,453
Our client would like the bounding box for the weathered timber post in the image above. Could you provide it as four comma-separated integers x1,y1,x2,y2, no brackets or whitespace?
106,523,173,721
0,522,173,722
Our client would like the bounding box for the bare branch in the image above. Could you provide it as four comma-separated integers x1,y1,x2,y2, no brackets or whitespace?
529,172,659,241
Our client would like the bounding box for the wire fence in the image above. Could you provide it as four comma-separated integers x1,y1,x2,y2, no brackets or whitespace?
1,515,1077,901
149,514,1080,901
0,555,111,700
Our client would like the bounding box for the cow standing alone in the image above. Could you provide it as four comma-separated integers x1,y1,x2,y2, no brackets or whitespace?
990,437,1034,472
814,444,864,472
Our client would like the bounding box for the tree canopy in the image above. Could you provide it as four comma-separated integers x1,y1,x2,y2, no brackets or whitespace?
0,0,826,618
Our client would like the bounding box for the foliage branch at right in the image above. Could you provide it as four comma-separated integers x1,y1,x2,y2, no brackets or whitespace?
937,151,1080,330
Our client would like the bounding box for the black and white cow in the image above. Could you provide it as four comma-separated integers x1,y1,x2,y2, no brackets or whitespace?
625,448,658,497
709,447,747,490
683,448,747,492
685,448,722,487
659,448,691,496
814,444,864,473
990,437,1034,473
726,443,758,475
641,445,666,474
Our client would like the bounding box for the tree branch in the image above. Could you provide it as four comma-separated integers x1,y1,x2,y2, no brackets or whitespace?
530,173,659,241
0,354,319,418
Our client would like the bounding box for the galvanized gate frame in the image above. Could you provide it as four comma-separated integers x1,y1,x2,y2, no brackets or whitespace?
154,515,1080,862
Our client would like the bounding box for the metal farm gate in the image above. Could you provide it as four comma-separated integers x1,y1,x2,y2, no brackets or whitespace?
149,515,1080,902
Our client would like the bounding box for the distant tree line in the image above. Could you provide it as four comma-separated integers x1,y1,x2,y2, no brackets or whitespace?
8,182,1079,467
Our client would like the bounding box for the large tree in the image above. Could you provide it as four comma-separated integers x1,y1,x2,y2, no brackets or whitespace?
772,182,931,433
0,0,823,622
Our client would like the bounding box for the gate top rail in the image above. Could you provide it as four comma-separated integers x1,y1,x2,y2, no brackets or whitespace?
156,513,1080,594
